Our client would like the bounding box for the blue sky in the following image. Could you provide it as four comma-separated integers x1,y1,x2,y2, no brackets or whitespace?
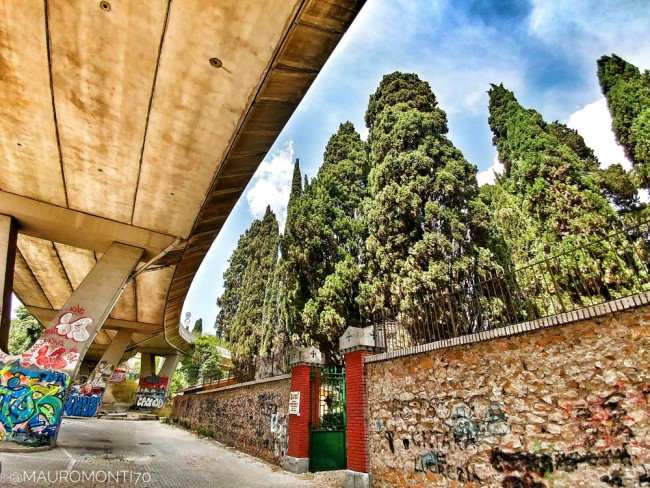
50,0,650,333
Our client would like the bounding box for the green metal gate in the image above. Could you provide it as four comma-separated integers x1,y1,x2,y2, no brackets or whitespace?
309,365,346,472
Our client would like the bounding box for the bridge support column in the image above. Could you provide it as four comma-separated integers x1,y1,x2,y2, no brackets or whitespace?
0,215,17,353
64,330,133,418
339,326,378,488
282,346,323,474
0,242,143,447
132,353,180,410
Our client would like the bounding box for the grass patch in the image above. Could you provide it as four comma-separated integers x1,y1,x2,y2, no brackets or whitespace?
108,380,139,403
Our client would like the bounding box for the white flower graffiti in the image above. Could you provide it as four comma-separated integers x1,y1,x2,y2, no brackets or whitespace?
55,312,93,342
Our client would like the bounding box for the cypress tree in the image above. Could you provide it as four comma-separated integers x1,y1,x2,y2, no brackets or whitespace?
362,72,498,322
488,84,619,254
597,54,650,186
547,121,644,218
277,159,309,347
299,122,369,359
487,85,637,307
191,318,203,336
216,207,279,370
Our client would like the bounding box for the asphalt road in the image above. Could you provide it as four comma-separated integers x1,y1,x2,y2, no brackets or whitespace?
0,418,342,487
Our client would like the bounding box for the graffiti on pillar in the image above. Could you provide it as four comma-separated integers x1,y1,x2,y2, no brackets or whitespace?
0,364,69,446
63,361,114,417
54,306,93,342
133,375,168,409
0,306,89,370
109,369,126,383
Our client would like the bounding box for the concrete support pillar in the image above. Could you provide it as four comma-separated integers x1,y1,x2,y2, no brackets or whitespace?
339,326,377,488
0,242,143,447
0,215,17,353
64,330,133,418
282,346,323,474
132,353,180,410
140,353,155,377
132,353,179,410
158,353,180,378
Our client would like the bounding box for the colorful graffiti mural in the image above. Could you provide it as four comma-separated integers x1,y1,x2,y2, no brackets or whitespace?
0,306,91,445
0,364,69,446
63,361,114,418
133,375,168,409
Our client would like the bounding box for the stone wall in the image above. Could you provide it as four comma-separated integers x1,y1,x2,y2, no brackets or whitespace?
366,305,650,487
172,375,290,465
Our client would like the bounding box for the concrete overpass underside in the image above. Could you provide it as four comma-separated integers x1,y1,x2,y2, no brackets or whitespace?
0,0,365,445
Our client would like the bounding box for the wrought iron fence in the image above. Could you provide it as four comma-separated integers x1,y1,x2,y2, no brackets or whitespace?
199,348,290,387
373,220,650,353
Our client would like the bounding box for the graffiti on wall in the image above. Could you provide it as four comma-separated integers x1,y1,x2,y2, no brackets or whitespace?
63,361,114,417
109,369,126,383
133,375,168,409
0,365,69,446
377,401,509,482
443,402,509,446
173,386,290,463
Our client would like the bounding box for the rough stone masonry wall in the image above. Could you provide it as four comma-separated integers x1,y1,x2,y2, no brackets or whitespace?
366,305,650,487
172,376,290,465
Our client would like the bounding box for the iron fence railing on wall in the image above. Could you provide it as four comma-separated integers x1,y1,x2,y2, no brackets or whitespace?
198,348,290,389
373,220,650,353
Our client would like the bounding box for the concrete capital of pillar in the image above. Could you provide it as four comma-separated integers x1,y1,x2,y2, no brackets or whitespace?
339,325,378,355
288,346,323,367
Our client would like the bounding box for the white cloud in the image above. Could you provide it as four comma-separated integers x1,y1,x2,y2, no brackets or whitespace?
528,0,650,70
567,98,631,169
245,141,295,231
477,153,504,186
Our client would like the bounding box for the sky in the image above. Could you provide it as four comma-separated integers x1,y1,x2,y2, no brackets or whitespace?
175,0,650,333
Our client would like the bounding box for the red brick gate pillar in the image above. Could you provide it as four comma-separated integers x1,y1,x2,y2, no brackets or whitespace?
282,346,323,474
340,326,377,488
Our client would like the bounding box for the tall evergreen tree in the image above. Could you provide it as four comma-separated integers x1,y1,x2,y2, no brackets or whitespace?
229,207,279,364
487,85,639,309
215,207,279,369
547,121,645,219
296,122,370,359
191,318,203,336
488,84,619,255
598,54,650,186
277,159,308,347
362,72,497,320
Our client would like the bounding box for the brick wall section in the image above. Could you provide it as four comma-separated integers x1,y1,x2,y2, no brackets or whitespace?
172,376,290,465
346,350,372,472
287,365,311,459
366,305,650,487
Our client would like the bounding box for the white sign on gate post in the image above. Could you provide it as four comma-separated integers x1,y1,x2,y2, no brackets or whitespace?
289,391,300,415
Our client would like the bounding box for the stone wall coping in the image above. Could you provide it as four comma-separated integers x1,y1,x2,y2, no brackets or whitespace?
365,290,650,364
179,374,291,396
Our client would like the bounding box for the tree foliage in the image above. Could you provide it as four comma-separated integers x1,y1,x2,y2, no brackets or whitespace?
362,72,498,317
8,306,43,354
216,206,279,368
191,318,203,336
598,54,650,186
178,335,223,386
487,84,619,258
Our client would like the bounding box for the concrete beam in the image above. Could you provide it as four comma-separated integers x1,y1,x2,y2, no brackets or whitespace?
0,215,17,352
27,306,161,333
0,191,182,260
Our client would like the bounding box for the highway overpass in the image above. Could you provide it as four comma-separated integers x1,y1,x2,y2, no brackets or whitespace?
0,0,365,445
